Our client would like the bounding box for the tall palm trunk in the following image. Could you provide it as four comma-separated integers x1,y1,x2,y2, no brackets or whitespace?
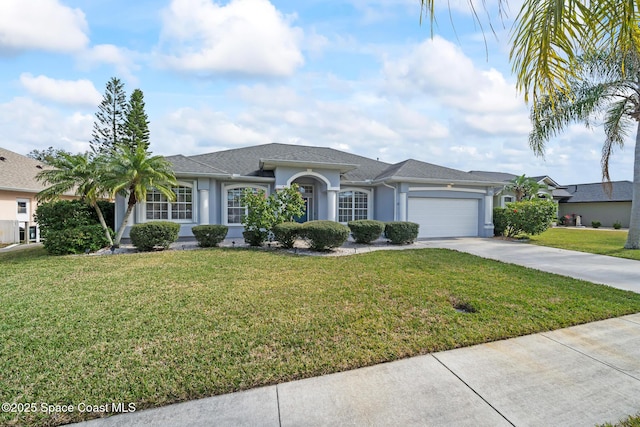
92,202,113,246
625,122,640,249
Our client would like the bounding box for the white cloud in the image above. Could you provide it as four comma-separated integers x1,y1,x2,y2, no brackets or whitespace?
157,0,304,77
19,74,102,107
0,0,89,55
76,44,140,83
0,97,93,154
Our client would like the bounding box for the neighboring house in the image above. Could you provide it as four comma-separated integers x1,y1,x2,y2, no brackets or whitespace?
556,181,633,228
0,147,50,243
469,171,565,207
115,143,505,239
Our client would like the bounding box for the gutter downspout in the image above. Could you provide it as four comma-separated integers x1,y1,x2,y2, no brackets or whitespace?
381,181,397,221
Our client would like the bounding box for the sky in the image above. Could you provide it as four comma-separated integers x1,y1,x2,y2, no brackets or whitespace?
0,0,635,185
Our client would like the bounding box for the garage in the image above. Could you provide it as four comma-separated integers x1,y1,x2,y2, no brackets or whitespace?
408,198,479,238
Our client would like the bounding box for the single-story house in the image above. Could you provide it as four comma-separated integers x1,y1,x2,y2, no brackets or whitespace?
0,147,52,243
556,181,633,228
115,143,505,239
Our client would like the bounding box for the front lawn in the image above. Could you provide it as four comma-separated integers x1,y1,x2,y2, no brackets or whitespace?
3,246,640,426
530,227,640,260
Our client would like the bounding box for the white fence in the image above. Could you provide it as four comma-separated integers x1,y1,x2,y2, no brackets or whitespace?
0,220,20,243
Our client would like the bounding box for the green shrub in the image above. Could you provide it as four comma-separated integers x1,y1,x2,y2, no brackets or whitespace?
35,200,96,238
130,222,180,251
42,225,111,255
385,221,419,244
301,220,349,251
591,220,601,229
243,229,268,247
613,221,622,230
501,200,557,237
272,222,302,249
348,219,385,244
192,225,228,247
493,208,507,236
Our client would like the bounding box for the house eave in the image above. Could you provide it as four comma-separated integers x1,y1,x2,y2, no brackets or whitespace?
374,176,503,187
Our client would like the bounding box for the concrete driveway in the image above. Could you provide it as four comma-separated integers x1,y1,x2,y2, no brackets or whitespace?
423,237,640,293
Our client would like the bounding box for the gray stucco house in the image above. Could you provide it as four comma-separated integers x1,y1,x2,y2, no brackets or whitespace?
115,143,504,239
557,181,633,228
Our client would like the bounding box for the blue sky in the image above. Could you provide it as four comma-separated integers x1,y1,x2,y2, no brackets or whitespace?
0,0,634,184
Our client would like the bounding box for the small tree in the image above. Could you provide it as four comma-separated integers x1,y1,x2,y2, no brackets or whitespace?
124,88,150,151
240,184,305,246
91,77,128,154
504,174,542,202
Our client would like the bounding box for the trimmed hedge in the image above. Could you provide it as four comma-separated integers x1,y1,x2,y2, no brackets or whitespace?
493,208,507,237
302,220,350,251
243,229,267,247
385,221,419,244
272,222,302,249
348,219,385,244
130,221,180,252
42,224,112,255
192,225,228,247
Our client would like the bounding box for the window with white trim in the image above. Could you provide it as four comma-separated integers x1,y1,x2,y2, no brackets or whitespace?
338,190,369,222
502,195,514,207
145,185,193,221
225,185,266,225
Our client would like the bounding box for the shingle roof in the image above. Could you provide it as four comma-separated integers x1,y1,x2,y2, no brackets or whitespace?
560,181,633,203
0,147,50,192
468,171,518,182
165,155,229,175
378,160,501,184
186,143,391,181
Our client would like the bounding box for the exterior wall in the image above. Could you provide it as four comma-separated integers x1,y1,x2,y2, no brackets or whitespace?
374,184,396,222
559,202,631,228
0,190,38,243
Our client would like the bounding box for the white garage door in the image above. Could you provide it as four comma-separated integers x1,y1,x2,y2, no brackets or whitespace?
408,198,479,238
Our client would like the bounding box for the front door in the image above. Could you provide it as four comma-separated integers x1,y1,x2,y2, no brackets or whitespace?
296,197,313,223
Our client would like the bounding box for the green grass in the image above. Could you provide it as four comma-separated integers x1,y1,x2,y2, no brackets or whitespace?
2,246,640,426
529,227,640,260
600,413,640,427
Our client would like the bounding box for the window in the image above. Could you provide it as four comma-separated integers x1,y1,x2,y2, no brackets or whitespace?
502,196,514,207
225,186,265,224
17,201,27,215
145,185,193,221
226,188,245,225
338,190,369,222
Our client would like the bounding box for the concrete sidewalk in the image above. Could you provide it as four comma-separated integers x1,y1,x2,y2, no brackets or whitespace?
71,238,640,427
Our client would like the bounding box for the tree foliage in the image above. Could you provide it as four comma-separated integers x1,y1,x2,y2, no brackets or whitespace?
36,151,113,245
504,174,542,202
91,77,128,154
27,146,72,165
528,50,640,248
240,184,306,246
102,143,177,246
125,88,150,151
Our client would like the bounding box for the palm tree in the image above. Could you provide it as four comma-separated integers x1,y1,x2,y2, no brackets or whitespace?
419,0,640,249
504,174,541,202
529,50,640,248
36,152,113,246
102,144,177,246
